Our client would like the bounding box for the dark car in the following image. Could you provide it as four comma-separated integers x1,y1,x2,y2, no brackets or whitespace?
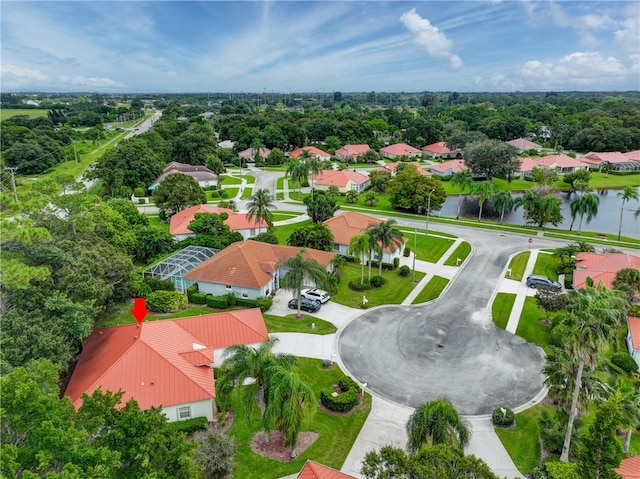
288,298,321,313
526,274,562,290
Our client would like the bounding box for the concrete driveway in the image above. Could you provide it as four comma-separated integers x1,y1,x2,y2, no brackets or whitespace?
268,289,362,328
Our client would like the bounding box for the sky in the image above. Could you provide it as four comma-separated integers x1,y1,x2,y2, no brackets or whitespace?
1,1,639,93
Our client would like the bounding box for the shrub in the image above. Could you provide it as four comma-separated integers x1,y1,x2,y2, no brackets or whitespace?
338,376,358,392
320,384,359,413
209,189,220,198
403,247,411,257
371,275,386,288
165,416,209,434
219,189,228,198
206,295,229,309
399,265,411,277
144,277,176,292
611,352,638,374
133,186,146,197
393,257,400,269
190,292,207,305
146,290,188,313
349,279,371,291
492,407,515,427
254,296,273,312
138,198,146,204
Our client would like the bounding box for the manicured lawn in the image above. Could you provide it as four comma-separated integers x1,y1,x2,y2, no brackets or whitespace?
147,215,169,232
263,314,336,335
628,432,640,456
271,211,303,222
0,108,49,120
515,297,552,350
243,175,256,185
276,192,284,200
398,230,456,263
276,176,286,190
219,175,243,185
412,276,449,304
273,219,312,244
543,229,640,247
335,192,395,213
532,251,561,281
332,263,425,308
228,358,372,479
588,172,640,189
443,241,471,266
495,403,552,475
217,187,239,199
507,251,530,281
492,293,516,329
240,187,253,199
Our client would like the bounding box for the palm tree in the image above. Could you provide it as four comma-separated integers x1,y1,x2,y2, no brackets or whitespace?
278,250,330,317
246,188,276,234
469,181,494,221
617,186,639,240
514,189,538,226
575,192,599,234
406,398,470,453
367,220,404,276
348,233,372,283
301,150,322,198
492,190,514,224
219,338,297,444
264,368,316,458
286,160,308,197
558,286,627,462
451,170,473,219
603,378,640,455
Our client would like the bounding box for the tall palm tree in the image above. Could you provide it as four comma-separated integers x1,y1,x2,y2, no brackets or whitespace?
367,220,404,276
514,188,538,226
470,181,494,221
301,150,322,198
558,286,627,462
278,250,330,316
219,338,297,444
617,186,639,240
406,397,471,453
286,160,308,197
492,190,514,224
603,378,640,455
348,233,372,283
246,188,276,234
451,170,473,219
264,368,316,458
575,192,599,234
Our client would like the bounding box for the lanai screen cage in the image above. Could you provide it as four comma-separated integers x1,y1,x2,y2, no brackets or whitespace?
143,245,218,292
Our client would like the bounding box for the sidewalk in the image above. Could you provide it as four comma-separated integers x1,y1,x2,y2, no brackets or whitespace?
505,249,539,334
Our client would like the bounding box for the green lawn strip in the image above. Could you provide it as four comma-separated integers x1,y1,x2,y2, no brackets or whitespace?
228,358,372,479
240,188,253,199
515,297,552,349
411,276,449,304
276,192,284,200
543,230,639,248
271,211,303,222
507,251,530,281
263,166,288,172
276,176,285,190
243,176,256,185
492,293,516,329
335,193,395,213
219,175,243,185
95,304,227,328
397,230,456,263
146,216,169,232
273,219,312,244
263,314,336,335
332,263,425,308
495,403,552,475
217,187,239,199
443,241,471,266
0,108,49,120
532,251,561,281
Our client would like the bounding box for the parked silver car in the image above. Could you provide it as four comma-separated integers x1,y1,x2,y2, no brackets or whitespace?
300,288,331,303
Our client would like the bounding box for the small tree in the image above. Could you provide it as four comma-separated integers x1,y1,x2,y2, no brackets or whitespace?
304,191,338,222
406,398,470,453
193,427,236,479
153,173,206,216
535,287,568,321
363,191,378,207
345,190,359,204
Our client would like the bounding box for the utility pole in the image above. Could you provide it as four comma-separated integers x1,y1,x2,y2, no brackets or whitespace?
5,167,18,202
412,227,417,283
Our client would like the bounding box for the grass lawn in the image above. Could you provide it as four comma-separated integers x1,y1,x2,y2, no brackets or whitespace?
398,230,456,263
271,211,303,222
332,262,425,308
273,219,312,244
412,276,449,304
0,108,49,120
335,192,395,213
515,297,552,350
492,293,516,329
218,187,239,199
228,358,372,479
542,229,640,247
243,175,256,185
95,304,224,328
276,192,284,200
495,403,552,475
219,175,243,185
588,172,640,189
627,433,640,456
146,215,169,232
276,176,286,190
443,241,472,266
507,251,530,281
532,251,561,281
240,188,253,199
263,314,336,335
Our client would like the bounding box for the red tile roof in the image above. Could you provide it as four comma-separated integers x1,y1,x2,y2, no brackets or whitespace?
335,144,370,158
429,159,468,174
290,146,331,159
298,460,356,479
312,169,369,187
519,157,537,173
324,211,406,251
169,204,266,236
573,252,640,290
580,151,640,166
421,142,459,155
65,309,269,410
615,456,640,479
182,241,335,289
381,161,431,176
505,138,542,150
628,317,640,351
380,143,422,157
239,147,271,159
534,154,585,169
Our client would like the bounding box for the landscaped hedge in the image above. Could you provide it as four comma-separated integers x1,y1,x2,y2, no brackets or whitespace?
611,352,638,374
203,293,273,312
371,275,386,288
320,376,360,413
349,279,371,291
146,291,188,313
492,407,515,427
399,265,411,277
165,416,209,434
206,295,229,309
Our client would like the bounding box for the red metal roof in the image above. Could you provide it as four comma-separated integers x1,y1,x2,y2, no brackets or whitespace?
335,144,370,158
505,138,542,150
429,159,468,174
65,309,268,410
628,317,640,350
615,456,640,479
382,161,431,176
380,143,422,157
297,460,355,479
534,154,585,169
169,204,266,236
573,252,640,290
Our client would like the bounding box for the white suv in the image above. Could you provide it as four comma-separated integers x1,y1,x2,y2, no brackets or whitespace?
300,288,331,304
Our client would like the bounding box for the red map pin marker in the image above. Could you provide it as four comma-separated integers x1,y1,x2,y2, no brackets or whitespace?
130,298,149,324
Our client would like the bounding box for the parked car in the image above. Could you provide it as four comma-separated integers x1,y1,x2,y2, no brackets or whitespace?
300,288,331,304
288,298,321,313
526,274,562,290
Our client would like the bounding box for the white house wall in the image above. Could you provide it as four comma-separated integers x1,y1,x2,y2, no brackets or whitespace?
162,398,214,422
627,333,640,371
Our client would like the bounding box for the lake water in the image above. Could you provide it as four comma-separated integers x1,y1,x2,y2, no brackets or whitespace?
434,186,640,237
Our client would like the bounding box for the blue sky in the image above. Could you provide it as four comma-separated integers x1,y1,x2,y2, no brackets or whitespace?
1,1,638,93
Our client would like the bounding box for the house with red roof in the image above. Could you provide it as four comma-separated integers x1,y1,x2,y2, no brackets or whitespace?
335,144,370,162
149,162,218,190
379,143,422,160
311,169,370,193
534,154,588,174
615,455,640,479
379,161,430,177
421,141,460,159
516,157,538,179
238,147,271,161
573,252,640,291
182,241,335,300
297,460,356,479
65,309,269,422
579,151,640,171
324,211,406,264
505,138,543,153
429,159,469,177
626,316,640,372
169,204,267,241
290,146,331,161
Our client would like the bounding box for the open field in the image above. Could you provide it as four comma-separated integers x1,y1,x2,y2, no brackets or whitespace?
0,108,49,120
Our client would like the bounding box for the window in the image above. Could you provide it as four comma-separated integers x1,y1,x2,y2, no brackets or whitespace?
225,285,232,290
333,243,340,252
241,290,249,298
177,406,191,420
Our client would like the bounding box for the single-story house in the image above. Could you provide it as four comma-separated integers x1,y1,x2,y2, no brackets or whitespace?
516,157,538,179
149,162,218,190
615,454,640,478
534,154,588,174
578,151,640,171
324,211,407,264
217,140,236,150
169,204,267,241
505,138,543,153
573,252,640,291
289,146,331,161
429,159,468,177
298,460,356,479
626,316,640,372
379,143,422,160
421,142,460,159
238,147,271,161
380,161,431,177
335,144,370,162
182,241,335,300
65,309,269,422
311,169,370,193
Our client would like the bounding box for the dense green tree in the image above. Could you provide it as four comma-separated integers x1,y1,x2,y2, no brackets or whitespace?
266,147,286,166
367,220,404,276
535,286,568,322
531,166,559,186
286,160,308,196
613,267,640,300
205,154,225,175
286,223,334,251
463,139,519,180
278,250,330,316
543,346,598,414
249,231,279,244
387,165,446,213
304,190,338,223
183,212,243,249
246,188,276,233
135,227,176,263
515,187,563,228
406,398,470,453
563,169,591,190
617,185,639,240
369,170,392,192
167,123,218,164
446,130,487,150
153,173,207,216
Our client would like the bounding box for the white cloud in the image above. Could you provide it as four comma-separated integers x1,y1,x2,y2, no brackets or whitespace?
57,75,125,88
1,64,47,81
449,55,463,71
615,16,640,53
